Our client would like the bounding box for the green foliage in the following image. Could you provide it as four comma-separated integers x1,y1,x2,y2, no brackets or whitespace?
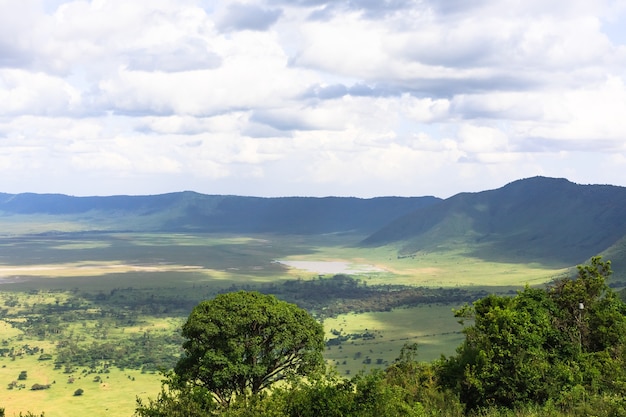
442,257,626,410
279,373,358,417
385,344,464,416
73,388,84,396
174,291,325,407
549,257,626,353
135,374,216,417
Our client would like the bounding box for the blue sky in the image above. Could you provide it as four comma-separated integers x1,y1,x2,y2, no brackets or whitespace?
1,0,626,197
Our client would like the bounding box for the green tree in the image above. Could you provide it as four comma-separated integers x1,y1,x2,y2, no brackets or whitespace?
135,375,216,417
548,256,626,353
441,257,626,410
442,288,560,409
174,291,325,408
280,373,357,417
385,343,464,415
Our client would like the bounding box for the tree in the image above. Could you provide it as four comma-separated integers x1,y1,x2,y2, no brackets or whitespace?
135,375,216,417
442,288,560,409
548,256,626,353
441,257,626,410
173,291,325,407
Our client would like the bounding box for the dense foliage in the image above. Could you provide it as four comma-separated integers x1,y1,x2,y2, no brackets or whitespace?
173,291,325,407
441,256,626,410
137,257,626,417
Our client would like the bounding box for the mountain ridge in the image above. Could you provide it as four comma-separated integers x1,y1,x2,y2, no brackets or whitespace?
2,177,626,272
0,191,440,235
362,176,626,268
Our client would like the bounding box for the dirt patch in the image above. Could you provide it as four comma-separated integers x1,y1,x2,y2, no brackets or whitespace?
0,262,205,278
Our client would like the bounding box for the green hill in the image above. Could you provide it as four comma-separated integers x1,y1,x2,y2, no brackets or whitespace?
3,177,626,272
362,177,626,268
0,192,439,235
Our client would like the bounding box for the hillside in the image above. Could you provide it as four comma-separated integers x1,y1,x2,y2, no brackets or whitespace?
0,192,440,235
3,177,626,272
362,177,626,268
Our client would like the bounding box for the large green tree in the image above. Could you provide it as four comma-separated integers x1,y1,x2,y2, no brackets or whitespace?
173,291,325,407
441,257,626,410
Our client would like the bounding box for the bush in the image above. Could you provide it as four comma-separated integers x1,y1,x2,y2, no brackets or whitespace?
74,388,84,396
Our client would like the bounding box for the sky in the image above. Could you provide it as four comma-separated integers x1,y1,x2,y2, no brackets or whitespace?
1,0,626,198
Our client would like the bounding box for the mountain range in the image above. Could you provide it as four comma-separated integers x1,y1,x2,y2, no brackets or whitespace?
0,191,438,235
363,177,626,268
2,176,625,271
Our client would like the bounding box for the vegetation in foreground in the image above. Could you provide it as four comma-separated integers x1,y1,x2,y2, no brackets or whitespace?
0,230,623,416
136,257,626,417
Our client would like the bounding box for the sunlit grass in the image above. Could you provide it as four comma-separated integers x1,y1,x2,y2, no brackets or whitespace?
0,350,162,417
279,240,567,287
323,304,465,375
0,231,573,415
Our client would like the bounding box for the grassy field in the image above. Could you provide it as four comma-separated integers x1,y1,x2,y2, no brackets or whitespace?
0,314,167,417
0,231,570,416
277,239,568,287
0,232,566,288
0,352,162,417
323,304,465,376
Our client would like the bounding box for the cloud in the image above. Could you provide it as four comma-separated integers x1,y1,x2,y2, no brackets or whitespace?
126,39,222,72
0,42,32,68
0,0,625,197
270,0,418,20
0,69,82,116
217,3,282,32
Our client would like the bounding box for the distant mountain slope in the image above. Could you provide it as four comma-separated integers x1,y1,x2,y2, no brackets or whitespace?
0,192,440,235
362,177,626,266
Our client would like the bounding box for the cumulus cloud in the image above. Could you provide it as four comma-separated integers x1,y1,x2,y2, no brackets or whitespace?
0,0,625,197
0,69,82,115
126,40,222,72
217,3,282,32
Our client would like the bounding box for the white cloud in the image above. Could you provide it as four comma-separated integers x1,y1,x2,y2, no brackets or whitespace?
0,0,625,197
0,69,82,115
457,124,510,154
293,12,390,79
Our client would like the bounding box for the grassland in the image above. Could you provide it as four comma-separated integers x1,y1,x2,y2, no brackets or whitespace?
0,231,569,416
278,240,567,287
323,304,465,376
0,352,162,417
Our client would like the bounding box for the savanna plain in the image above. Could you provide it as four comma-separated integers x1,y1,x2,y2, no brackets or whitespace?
0,228,568,416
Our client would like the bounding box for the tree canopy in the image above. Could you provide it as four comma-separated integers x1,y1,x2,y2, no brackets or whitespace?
173,291,325,407
442,256,626,410
137,258,626,417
